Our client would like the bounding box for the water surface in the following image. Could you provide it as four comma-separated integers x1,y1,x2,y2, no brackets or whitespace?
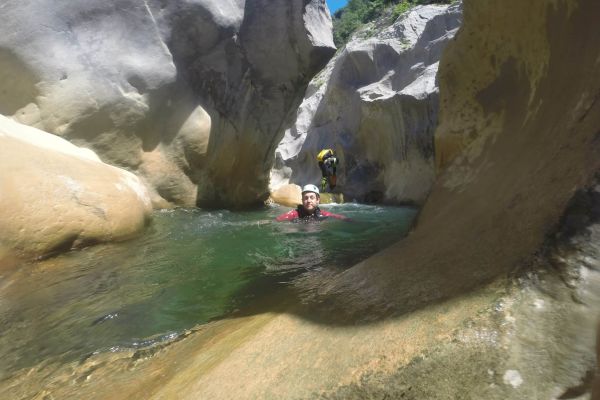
0,203,416,380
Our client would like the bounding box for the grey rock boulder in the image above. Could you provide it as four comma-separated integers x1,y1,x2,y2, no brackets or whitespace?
271,3,462,204
160,0,336,207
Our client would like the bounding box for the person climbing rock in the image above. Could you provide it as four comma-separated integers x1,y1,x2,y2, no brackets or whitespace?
317,148,338,192
275,184,348,222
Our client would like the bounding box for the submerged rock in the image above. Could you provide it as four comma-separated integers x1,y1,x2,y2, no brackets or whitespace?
0,116,152,258
0,0,335,208
271,4,462,204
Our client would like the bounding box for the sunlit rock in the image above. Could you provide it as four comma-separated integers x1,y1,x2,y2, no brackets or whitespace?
271,4,462,204
0,0,335,208
270,184,302,207
269,183,343,206
0,116,152,258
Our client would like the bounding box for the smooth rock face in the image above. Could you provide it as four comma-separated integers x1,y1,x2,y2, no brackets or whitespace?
0,0,335,208
0,116,152,258
271,4,462,204
269,184,302,208
314,0,600,347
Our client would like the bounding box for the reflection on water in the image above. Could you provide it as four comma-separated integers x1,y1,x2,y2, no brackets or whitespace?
0,203,416,380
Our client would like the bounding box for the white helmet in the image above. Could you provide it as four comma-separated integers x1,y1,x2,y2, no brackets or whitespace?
301,184,320,196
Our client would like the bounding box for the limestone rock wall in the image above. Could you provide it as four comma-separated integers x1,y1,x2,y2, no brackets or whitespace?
0,116,152,258
271,4,462,204
0,0,335,208
314,0,600,324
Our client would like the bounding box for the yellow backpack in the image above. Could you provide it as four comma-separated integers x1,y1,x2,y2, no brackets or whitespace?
317,149,334,163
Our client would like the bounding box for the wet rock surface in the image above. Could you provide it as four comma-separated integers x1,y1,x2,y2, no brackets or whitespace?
320,182,600,399
310,0,600,323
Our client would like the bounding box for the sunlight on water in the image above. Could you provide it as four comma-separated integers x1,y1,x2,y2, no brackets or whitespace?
0,203,416,380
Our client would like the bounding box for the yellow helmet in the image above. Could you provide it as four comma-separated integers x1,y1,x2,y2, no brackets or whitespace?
317,148,334,162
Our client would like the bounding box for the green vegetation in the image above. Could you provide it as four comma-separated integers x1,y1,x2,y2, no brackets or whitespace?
391,1,413,19
332,0,454,47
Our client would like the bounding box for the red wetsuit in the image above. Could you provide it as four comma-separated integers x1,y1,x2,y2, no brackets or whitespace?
276,206,349,222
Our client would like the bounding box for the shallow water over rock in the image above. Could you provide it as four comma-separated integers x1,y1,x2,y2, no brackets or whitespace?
0,203,416,381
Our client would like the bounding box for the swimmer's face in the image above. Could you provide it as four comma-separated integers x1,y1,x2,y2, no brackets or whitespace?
302,192,320,214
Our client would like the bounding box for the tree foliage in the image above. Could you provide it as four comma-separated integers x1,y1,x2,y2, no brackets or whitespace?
332,0,454,47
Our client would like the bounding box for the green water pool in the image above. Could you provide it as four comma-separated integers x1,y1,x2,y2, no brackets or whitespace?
0,203,416,380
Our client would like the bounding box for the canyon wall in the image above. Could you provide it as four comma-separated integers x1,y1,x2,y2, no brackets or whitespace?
271,4,461,204
2,1,600,398
317,0,600,327
0,0,335,208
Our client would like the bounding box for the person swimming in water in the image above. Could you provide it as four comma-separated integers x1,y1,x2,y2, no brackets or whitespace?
275,184,349,222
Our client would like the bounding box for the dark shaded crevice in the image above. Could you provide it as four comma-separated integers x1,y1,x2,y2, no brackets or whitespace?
558,369,595,399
